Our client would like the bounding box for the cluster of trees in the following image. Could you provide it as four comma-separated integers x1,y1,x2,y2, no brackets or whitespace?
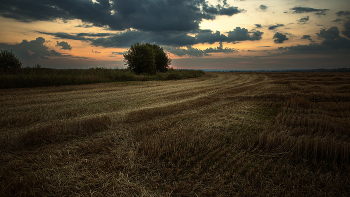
0,50,22,74
123,43,171,75
1,42,171,76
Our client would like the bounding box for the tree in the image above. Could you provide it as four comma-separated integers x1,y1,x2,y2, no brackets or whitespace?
124,43,171,75
0,50,23,74
146,43,171,73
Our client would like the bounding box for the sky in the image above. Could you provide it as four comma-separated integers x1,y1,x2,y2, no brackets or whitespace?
0,0,350,70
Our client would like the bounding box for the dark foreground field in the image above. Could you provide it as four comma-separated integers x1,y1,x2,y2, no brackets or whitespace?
1,72,350,196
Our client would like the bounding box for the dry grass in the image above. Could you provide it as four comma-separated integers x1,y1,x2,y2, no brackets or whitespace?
124,97,218,123
1,72,350,196
1,115,112,151
252,73,350,166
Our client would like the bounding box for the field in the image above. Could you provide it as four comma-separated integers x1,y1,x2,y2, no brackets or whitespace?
1,72,350,196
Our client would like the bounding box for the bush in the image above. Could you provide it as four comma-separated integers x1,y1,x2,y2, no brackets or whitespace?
124,43,171,75
0,50,23,74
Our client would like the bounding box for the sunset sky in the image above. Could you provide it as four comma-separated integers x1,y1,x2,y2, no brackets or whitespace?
1,0,350,70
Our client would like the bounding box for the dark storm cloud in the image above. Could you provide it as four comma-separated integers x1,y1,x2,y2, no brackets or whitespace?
255,24,262,28
39,27,263,48
336,11,350,17
343,20,350,39
316,27,350,50
0,0,72,22
227,27,263,41
290,7,329,15
268,24,284,30
317,27,339,40
195,31,228,44
203,42,237,53
164,46,209,57
273,32,288,43
301,35,312,40
56,41,72,50
77,33,112,37
91,30,198,47
259,5,268,11
298,16,309,23
163,42,236,57
218,6,243,16
202,3,243,16
195,27,263,44
335,11,350,39
36,31,90,41
0,37,63,60
282,27,350,54
38,30,195,47
0,0,244,32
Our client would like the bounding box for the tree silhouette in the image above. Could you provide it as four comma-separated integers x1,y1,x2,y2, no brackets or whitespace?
0,50,23,74
124,43,171,75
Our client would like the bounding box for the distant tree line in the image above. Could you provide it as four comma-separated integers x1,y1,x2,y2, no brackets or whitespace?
0,48,204,89
2,42,172,76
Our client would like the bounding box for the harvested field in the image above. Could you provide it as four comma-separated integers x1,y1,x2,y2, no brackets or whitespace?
1,72,350,196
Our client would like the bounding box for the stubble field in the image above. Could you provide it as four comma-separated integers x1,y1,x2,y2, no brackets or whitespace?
1,72,350,196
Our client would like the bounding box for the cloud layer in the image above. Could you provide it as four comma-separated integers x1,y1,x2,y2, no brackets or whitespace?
0,37,89,62
37,27,263,48
0,0,244,32
0,37,62,60
56,41,72,50
164,42,237,57
281,27,350,54
298,16,309,23
290,6,329,15
273,32,289,43
269,24,284,30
